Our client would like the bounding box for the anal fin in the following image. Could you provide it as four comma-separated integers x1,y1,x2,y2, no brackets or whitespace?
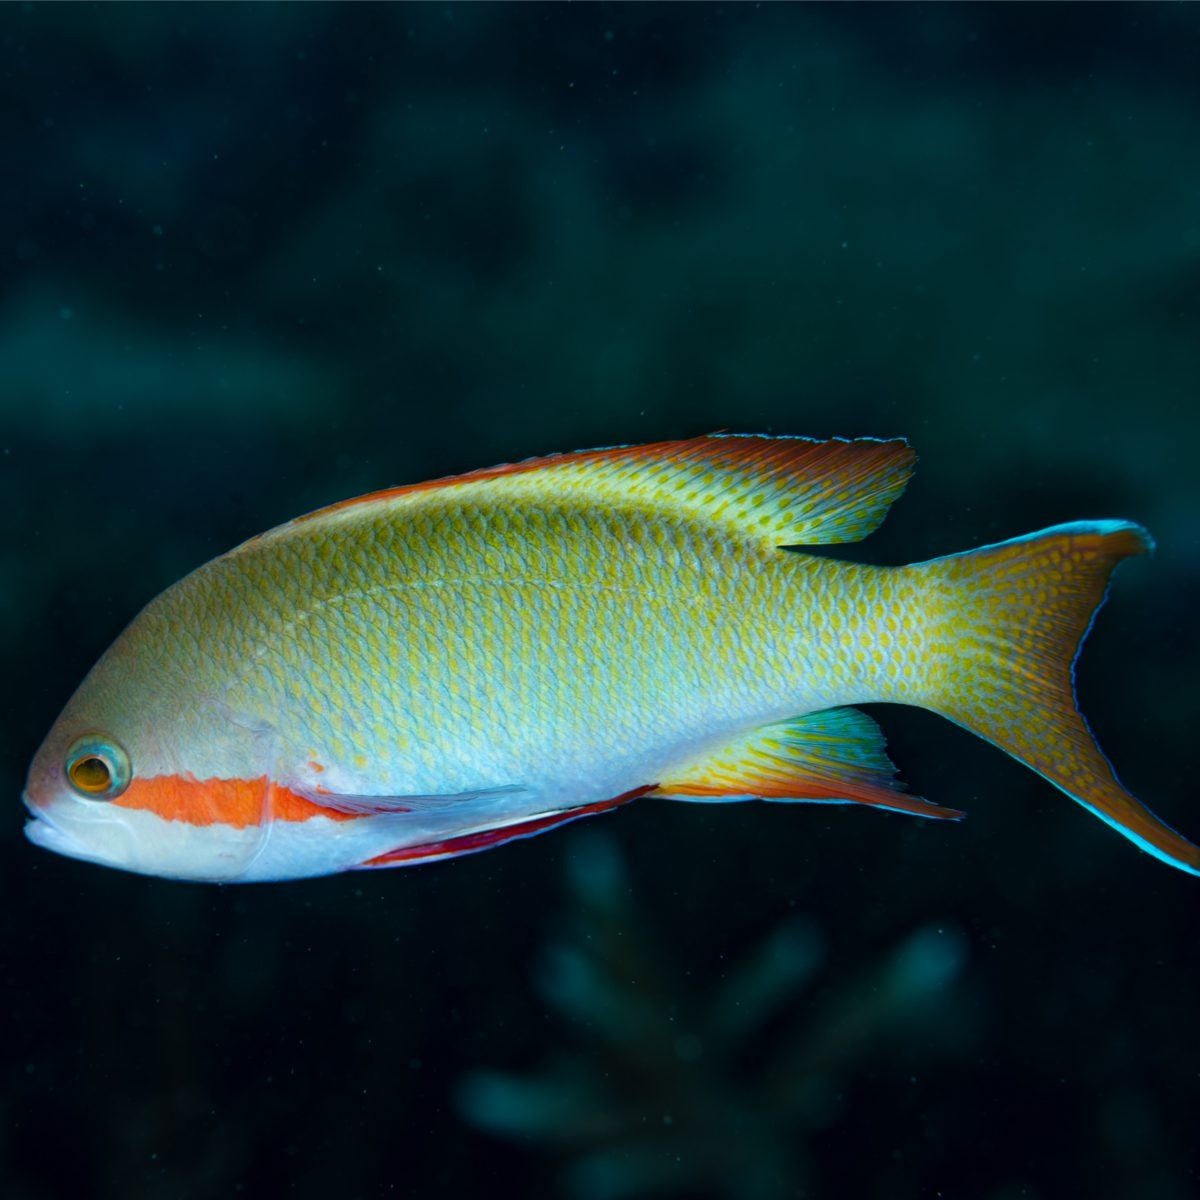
650,708,964,821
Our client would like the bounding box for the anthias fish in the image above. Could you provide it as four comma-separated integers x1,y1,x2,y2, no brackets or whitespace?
23,435,1199,882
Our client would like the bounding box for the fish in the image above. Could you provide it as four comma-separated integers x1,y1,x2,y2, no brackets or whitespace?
22,434,1199,883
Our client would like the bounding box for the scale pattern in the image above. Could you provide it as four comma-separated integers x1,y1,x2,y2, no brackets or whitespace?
192,499,930,799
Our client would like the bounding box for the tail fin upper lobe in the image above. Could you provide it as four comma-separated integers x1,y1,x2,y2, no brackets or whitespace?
914,521,1200,876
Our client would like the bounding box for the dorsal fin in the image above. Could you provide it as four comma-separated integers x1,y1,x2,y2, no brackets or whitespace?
280,435,914,547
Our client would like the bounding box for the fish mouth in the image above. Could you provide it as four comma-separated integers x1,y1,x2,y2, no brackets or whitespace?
23,791,93,862
24,812,79,856
24,794,73,853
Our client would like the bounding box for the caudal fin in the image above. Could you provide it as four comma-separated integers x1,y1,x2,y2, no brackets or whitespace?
915,521,1200,876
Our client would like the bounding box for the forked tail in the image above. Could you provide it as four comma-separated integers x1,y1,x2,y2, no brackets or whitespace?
913,521,1199,876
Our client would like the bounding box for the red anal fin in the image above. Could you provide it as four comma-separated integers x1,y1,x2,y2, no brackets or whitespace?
357,787,652,869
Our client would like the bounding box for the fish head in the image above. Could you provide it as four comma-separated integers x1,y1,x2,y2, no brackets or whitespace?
23,597,278,882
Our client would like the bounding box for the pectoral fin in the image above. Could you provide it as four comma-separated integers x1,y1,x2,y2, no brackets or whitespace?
295,782,533,817
650,708,964,820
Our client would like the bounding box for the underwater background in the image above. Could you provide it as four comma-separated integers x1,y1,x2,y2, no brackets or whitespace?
3,5,1199,1198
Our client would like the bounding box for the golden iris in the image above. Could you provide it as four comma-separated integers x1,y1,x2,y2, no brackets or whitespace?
64,735,131,800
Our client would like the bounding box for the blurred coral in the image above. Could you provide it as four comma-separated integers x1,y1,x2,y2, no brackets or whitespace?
459,833,968,1199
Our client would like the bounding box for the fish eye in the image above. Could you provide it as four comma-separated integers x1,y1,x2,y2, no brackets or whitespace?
64,735,131,801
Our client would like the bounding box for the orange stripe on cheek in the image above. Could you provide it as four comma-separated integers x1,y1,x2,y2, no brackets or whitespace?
115,775,360,827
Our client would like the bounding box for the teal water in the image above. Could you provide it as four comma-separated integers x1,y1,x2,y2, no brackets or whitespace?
3,6,1198,1198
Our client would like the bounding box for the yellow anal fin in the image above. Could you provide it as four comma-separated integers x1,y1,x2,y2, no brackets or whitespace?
650,708,964,820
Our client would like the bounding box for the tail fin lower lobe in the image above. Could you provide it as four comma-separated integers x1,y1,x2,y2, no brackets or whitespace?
913,521,1199,876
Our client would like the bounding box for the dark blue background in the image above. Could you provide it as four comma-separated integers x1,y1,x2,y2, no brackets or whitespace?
3,5,1198,1198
